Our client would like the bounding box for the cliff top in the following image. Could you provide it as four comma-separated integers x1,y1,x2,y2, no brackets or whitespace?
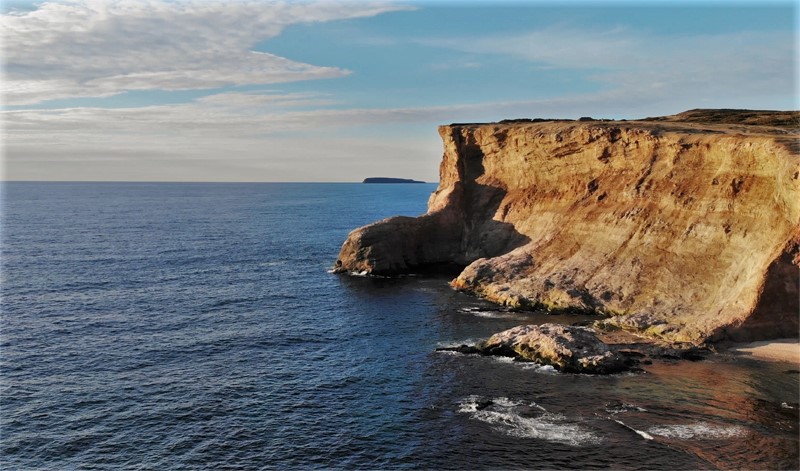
447,109,799,153
449,109,799,135
651,109,799,127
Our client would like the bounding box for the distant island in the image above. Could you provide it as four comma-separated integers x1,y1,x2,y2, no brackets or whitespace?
362,177,426,184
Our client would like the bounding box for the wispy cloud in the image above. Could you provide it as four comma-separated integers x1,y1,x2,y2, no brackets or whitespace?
2,91,449,181
0,82,721,181
2,77,792,181
0,79,706,139
1,0,411,105
423,26,636,69
422,26,796,105
193,91,342,111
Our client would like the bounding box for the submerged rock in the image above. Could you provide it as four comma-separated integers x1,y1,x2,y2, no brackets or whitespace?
476,323,630,374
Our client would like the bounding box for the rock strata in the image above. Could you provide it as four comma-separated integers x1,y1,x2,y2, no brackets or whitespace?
335,110,800,344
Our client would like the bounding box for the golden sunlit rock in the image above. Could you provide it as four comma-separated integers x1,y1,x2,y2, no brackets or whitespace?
336,110,799,344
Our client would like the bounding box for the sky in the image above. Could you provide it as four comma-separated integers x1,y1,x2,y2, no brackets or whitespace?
1,0,797,182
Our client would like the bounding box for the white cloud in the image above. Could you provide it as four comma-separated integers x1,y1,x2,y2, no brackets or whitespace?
3,6,796,182
1,0,410,105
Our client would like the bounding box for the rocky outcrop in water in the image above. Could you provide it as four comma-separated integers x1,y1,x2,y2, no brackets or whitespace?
436,323,710,374
477,324,629,374
335,110,800,344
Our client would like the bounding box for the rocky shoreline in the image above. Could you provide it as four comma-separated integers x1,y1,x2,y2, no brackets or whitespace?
335,109,799,371
436,321,711,375
435,319,799,374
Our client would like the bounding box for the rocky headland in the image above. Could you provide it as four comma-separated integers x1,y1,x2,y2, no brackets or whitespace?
335,109,799,370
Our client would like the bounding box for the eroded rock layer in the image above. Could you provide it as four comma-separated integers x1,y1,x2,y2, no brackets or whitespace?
335,110,800,343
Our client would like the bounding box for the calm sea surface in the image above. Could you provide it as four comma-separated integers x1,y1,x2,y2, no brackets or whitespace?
2,182,798,470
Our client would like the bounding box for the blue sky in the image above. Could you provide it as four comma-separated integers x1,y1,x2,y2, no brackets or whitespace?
2,1,797,182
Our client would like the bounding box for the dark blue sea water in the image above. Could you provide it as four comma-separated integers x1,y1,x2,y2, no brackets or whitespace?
2,182,798,470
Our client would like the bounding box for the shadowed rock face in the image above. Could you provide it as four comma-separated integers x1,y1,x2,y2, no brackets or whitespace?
334,110,800,344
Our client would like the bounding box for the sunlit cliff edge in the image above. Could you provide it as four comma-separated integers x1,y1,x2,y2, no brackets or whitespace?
334,110,800,344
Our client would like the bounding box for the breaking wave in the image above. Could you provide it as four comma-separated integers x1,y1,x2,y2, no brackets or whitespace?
647,422,748,440
457,307,523,319
457,396,602,446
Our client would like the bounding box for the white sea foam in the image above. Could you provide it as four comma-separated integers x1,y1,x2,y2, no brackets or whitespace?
492,356,516,363
434,345,561,374
435,338,482,349
456,395,480,413
435,350,461,356
517,363,558,374
457,307,521,319
613,419,654,440
647,422,748,439
457,396,602,446
605,402,648,414
457,396,524,413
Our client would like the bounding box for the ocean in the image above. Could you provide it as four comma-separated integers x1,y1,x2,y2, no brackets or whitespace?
2,182,798,470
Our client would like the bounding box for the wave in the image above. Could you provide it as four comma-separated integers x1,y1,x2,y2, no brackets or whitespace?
457,396,602,446
516,362,558,373
612,419,654,440
435,343,559,374
605,402,648,414
435,339,483,349
646,422,748,440
457,307,522,319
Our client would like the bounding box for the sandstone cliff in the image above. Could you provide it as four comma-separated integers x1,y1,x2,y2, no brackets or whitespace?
334,110,800,344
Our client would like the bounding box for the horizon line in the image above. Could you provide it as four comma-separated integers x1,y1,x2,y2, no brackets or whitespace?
0,180,436,184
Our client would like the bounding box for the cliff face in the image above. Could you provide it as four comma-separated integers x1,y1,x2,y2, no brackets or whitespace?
334,110,800,344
